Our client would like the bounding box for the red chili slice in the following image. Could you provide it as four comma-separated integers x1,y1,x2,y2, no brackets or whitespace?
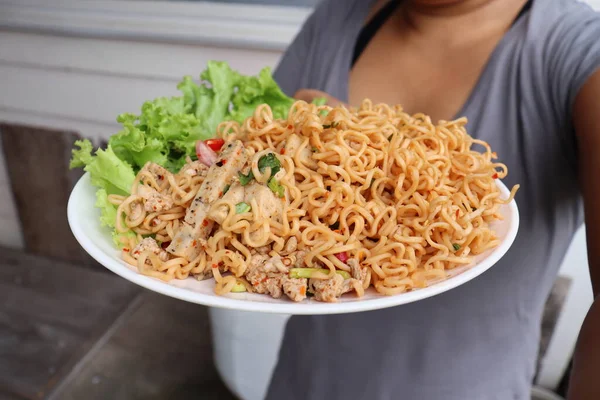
204,138,225,152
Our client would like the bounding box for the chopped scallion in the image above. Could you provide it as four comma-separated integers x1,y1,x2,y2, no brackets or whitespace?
235,202,251,214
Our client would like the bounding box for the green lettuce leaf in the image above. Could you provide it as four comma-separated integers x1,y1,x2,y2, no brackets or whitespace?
229,67,295,122
70,140,135,195
95,188,118,228
112,230,136,250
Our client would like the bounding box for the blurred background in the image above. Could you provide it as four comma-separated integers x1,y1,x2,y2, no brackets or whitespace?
0,1,599,399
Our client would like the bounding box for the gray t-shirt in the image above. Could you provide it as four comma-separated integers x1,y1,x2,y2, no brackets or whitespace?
266,0,600,399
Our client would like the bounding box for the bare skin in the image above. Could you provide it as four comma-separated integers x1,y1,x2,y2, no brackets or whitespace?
295,0,600,397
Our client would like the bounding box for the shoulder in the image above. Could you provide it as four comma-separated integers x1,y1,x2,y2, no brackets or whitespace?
273,0,372,95
520,0,600,112
525,0,600,54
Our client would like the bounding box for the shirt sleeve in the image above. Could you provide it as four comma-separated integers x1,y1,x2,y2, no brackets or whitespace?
545,4,600,122
272,5,322,97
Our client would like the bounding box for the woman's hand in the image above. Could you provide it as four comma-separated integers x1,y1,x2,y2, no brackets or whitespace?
293,89,348,107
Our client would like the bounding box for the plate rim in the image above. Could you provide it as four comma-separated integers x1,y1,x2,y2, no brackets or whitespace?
67,173,520,315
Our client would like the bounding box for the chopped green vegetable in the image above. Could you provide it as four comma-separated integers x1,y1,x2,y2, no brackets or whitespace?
231,281,247,293
258,153,281,177
223,184,231,195
311,97,328,106
235,202,251,214
267,178,285,198
453,243,461,251
289,268,351,280
238,171,254,186
237,153,282,187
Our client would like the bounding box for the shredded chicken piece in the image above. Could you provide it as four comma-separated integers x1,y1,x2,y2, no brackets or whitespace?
290,250,308,268
209,183,245,224
132,238,169,262
137,185,174,212
263,255,289,274
309,273,355,303
244,182,283,222
245,254,305,301
281,275,307,302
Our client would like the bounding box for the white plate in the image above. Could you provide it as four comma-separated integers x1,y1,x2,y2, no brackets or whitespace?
68,173,519,315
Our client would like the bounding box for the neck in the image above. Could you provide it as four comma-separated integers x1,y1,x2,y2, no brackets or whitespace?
400,0,528,45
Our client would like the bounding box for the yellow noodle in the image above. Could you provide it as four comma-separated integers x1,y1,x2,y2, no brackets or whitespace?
113,99,519,300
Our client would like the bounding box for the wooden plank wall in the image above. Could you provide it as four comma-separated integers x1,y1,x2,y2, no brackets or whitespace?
0,123,98,268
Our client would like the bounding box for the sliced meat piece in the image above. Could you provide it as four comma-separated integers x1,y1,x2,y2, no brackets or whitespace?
166,223,205,260
187,140,249,224
208,183,245,225
132,237,169,262
167,140,248,260
285,134,316,168
244,182,283,221
179,160,209,178
137,185,174,212
243,181,285,245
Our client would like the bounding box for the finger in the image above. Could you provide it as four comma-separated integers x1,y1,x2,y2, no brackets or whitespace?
293,89,347,107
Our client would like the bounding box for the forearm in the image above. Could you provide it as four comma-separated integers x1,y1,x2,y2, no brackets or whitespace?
567,297,600,399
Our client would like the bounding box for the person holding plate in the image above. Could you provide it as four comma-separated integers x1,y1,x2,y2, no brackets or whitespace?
266,0,600,399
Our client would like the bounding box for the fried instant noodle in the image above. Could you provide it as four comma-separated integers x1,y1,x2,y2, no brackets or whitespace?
110,100,519,302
